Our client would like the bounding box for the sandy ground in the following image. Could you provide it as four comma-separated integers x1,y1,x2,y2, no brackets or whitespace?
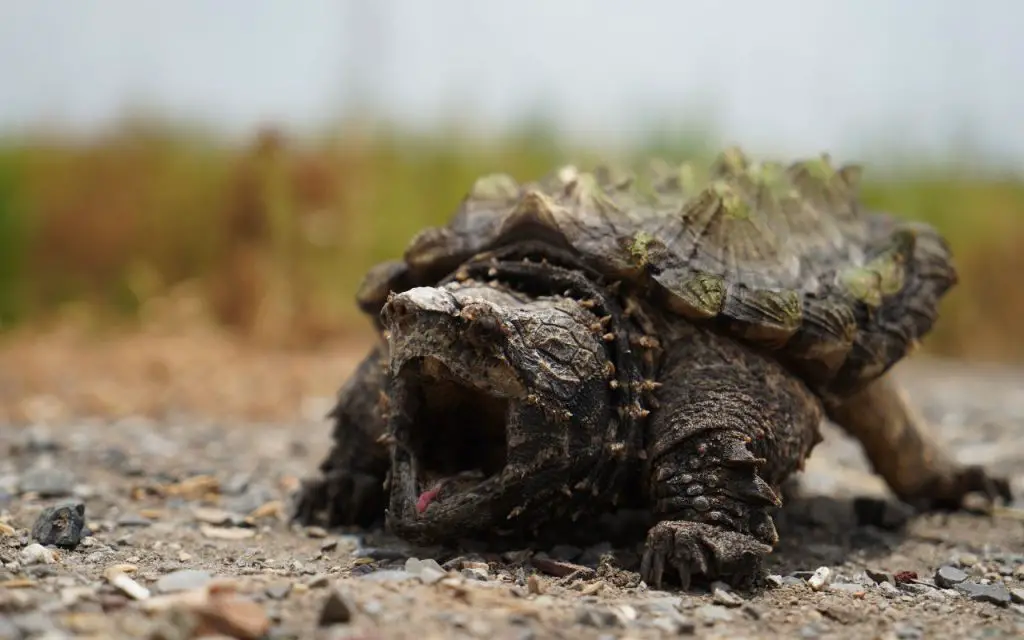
1,334,1024,639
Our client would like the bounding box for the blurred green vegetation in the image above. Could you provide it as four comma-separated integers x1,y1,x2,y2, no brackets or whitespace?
0,119,1021,360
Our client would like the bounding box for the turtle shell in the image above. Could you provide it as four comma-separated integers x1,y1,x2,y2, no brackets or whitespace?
356,147,956,396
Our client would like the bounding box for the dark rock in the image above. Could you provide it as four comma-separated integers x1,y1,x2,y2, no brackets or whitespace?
318,586,356,626
934,566,969,588
955,582,1012,606
30,501,86,549
866,569,895,585
578,542,613,567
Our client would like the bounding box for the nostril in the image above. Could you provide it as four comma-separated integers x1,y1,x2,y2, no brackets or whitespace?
467,314,506,345
389,298,410,317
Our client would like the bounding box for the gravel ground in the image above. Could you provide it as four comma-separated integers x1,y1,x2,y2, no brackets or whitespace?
2,355,1024,640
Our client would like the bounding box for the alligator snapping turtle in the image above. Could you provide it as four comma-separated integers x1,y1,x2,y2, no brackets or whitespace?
294,148,1011,588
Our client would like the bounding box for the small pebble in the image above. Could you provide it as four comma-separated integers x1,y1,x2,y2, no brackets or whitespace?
462,567,489,581
935,565,969,588
155,569,211,594
265,582,292,600
808,567,832,591
866,569,895,585
1010,588,1024,605
710,581,743,607
829,582,865,595
306,574,330,588
20,543,58,565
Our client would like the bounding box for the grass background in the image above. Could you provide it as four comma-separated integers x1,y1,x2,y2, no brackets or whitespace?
1,118,1022,361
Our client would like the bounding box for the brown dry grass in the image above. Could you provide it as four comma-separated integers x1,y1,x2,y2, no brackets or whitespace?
1,120,1022,370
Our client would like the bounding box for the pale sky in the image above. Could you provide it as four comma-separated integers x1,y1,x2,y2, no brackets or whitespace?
1,0,1022,165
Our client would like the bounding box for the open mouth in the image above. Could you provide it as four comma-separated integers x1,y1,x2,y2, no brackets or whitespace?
397,357,510,516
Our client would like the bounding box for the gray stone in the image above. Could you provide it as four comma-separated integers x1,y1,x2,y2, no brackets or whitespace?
19,543,57,565
155,569,212,593
1010,588,1024,605
955,582,1012,606
935,565,969,588
31,501,86,549
694,604,735,624
19,466,76,498
318,585,356,626
461,567,489,581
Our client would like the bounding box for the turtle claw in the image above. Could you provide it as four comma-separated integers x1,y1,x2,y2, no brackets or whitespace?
640,520,771,590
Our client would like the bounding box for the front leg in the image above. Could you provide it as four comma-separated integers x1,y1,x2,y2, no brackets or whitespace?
641,329,825,589
293,344,391,528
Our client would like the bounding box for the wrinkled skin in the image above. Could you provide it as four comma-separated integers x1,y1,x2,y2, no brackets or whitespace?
293,256,1011,589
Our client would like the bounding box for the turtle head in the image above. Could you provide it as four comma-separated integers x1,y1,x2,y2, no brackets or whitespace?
379,282,616,543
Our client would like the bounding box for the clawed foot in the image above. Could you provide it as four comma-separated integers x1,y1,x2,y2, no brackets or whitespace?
640,520,772,590
291,469,385,528
916,464,1014,513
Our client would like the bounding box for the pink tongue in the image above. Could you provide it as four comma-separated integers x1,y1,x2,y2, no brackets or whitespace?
416,486,441,514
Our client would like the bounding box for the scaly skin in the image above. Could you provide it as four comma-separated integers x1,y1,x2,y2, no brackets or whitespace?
641,327,825,589
825,374,1012,510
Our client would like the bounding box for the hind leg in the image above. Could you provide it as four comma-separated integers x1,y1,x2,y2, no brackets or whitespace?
640,329,825,589
824,374,1012,511
293,345,391,528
